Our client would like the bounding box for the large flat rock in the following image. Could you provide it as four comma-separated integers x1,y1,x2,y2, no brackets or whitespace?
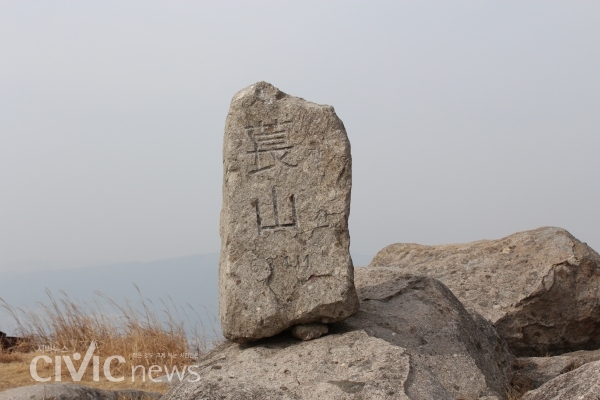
351,268,513,399
163,330,411,400
369,227,600,356
162,269,513,399
219,82,359,342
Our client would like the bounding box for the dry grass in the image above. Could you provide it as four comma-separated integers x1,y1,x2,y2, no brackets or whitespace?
0,350,170,393
0,287,219,392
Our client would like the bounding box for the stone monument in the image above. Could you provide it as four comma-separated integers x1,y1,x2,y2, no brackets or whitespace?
219,82,359,342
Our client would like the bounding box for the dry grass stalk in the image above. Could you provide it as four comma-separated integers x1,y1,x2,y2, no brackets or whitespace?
0,350,24,364
0,286,219,383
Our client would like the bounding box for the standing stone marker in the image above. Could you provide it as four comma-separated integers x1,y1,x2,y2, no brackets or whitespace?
219,82,359,342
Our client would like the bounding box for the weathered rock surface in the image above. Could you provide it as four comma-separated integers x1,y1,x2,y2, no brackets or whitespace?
351,268,513,399
0,383,161,400
219,82,359,342
163,268,513,400
163,330,411,400
512,349,600,392
521,360,600,400
369,227,600,356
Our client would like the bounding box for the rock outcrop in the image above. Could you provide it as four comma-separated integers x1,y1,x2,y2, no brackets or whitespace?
521,360,600,400
351,268,513,399
163,268,513,399
219,82,359,342
0,383,161,400
369,227,600,356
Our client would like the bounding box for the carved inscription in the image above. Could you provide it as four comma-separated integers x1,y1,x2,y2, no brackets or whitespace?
221,82,358,341
251,259,272,282
268,255,309,273
246,119,297,175
315,210,330,228
254,186,297,233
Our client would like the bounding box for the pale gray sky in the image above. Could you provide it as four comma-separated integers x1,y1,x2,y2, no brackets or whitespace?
1,1,599,271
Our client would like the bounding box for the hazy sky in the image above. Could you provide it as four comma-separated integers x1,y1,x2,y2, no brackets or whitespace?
1,1,599,271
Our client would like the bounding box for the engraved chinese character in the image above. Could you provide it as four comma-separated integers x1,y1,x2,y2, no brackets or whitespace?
253,186,297,233
246,119,297,175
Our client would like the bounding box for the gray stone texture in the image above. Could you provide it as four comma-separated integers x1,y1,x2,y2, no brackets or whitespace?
369,226,600,356
219,82,359,342
512,349,600,393
163,330,410,400
351,268,513,399
521,360,600,400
